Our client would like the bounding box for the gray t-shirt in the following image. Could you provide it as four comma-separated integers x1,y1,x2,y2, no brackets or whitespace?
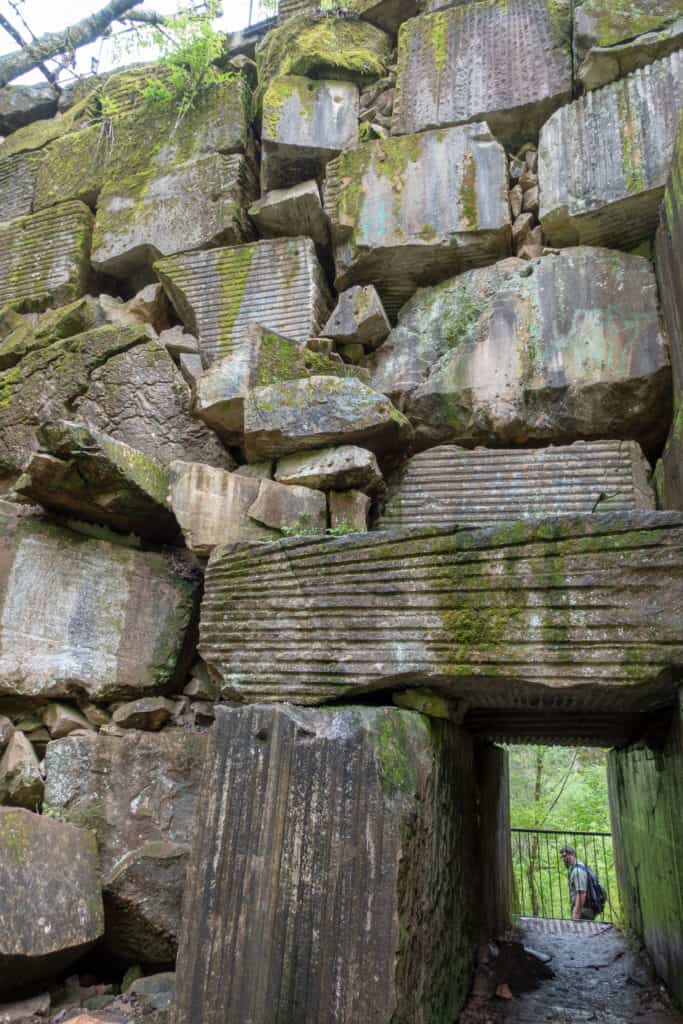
569,863,588,908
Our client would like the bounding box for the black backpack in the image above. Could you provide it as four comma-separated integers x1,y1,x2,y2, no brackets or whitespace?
576,861,607,916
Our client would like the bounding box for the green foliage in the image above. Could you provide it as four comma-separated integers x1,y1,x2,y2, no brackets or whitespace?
326,520,357,536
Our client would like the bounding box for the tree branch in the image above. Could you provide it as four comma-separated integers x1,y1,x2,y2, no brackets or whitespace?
119,7,168,25
0,12,60,89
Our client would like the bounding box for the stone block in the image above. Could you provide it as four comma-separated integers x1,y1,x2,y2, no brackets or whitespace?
248,180,330,247
33,122,107,211
322,284,390,349
243,375,413,461
155,237,332,368
0,807,104,996
539,53,683,249
0,731,43,809
393,1,572,148
179,352,203,388
0,83,57,135
324,124,511,318
200,511,683,708
248,476,327,532
43,729,207,963
0,151,41,222
275,444,384,493
329,488,370,530
112,697,177,731
173,705,477,1024
369,248,670,453
347,0,423,34
0,507,198,702
0,201,93,313
42,703,93,740
261,77,359,190
0,92,94,161
15,421,178,543
378,441,655,530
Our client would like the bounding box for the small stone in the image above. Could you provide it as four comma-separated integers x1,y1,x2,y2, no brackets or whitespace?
42,703,95,740
323,285,391,351
111,698,178,732
81,703,111,728
247,479,327,534
121,965,144,993
512,212,535,251
328,490,370,532
129,972,176,1011
159,326,199,359
306,337,335,355
340,343,366,364
0,732,43,808
14,716,41,733
0,992,50,1022
249,180,330,248
510,184,523,219
275,445,384,494
517,225,544,260
0,716,14,752
519,169,538,191
522,185,539,215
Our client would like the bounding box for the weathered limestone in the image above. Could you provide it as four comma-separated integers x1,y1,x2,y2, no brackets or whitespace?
378,442,656,529
0,202,93,313
0,808,104,996
169,461,327,555
261,77,359,190
608,689,683,1009
393,1,572,147
156,238,332,368
44,730,207,963
243,376,413,461
575,0,683,91
324,124,511,318
329,488,370,530
275,445,384,493
174,704,477,1024
0,83,57,135
15,421,178,543
200,512,683,707
0,731,43,809
322,284,390,350
0,151,41,222
0,508,198,702
248,180,330,247
539,53,683,249
369,249,670,452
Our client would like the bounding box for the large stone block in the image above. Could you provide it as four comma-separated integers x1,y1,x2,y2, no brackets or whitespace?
0,807,104,996
33,122,107,211
261,76,359,190
0,201,93,313
369,248,670,452
155,238,332,368
378,441,655,530
0,151,41,222
0,83,57,135
248,180,330,247
539,53,683,249
393,1,572,147
0,508,198,702
324,124,511,318
200,511,683,708
44,729,207,963
174,704,477,1024
275,444,384,493
347,0,423,34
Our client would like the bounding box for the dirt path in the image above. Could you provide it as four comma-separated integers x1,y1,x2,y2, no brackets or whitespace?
460,917,683,1024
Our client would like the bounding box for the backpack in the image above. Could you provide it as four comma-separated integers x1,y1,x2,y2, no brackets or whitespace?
576,861,607,917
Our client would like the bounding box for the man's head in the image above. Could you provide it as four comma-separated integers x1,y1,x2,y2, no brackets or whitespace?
560,845,577,866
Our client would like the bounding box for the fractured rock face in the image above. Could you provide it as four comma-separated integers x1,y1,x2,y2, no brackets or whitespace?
201,513,683,708
0,201,93,313
156,238,332,368
275,444,384,493
0,807,104,996
378,441,655,530
322,284,390,350
44,730,207,963
539,53,683,249
0,508,198,702
370,248,670,452
261,77,359,190
174,704,477,1024
393,0,572,147
324,124,511,318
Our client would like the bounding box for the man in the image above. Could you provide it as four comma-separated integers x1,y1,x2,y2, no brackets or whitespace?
560,845,595,921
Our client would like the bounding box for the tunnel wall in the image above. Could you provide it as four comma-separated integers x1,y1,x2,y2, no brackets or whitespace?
475,743,514,940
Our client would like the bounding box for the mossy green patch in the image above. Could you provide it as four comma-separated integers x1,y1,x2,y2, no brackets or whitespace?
0,810,30,865
459,152,479,230
617,84,646,195
375,710,423,799
219,244,255,356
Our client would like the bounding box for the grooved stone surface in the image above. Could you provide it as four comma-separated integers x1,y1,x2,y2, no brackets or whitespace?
156,237,331,368
174,704,477,1024
44,729,207,964
200,512,683,708
0,508,198,702
0,151,41,222
378,442,655,530
539,53,683,248
0,201,93,313
393,0,572,147
324,124,511,319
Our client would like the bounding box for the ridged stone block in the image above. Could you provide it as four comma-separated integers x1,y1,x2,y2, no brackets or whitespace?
378,442,655,530
174,704,477,1024
200,512,683,708
156,238,332,368
393,0,572,147
539,53,683,248
324,124,511,318
0,150,41,222
0,201,93,312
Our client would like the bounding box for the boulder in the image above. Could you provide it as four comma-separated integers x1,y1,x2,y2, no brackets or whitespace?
539,53,683,249
248,180,330,247
128,972,175,1011
42,703,94,740
112,698,178,731
243,376,413,461
159,327,199,359
392,0,572,148
43,729,207,963
0,83,58,135
0,296,103,372
174,705,477,1024
200,511,683,708
0,507,199,702
377,441,655,530
275,445,384,493
329,488,370,531
369,248,671,453
0,151,41,222
261,76,359,190
322,284,390,350
324,123,511,318
346,0,423,34
0,807,104,996
0,201,93,313
15,421,179,543
0,91,94,162
0,731,43,809
156,237,332,369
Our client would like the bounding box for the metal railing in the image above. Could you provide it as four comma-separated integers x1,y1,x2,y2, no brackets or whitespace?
511,828,621,924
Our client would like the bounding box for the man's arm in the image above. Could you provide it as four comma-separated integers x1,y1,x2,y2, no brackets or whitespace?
572,888,587,921
572,865,589,920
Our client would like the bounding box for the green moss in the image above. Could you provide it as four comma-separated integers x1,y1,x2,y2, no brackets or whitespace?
586,0,679,48
0,811,30,865
0,363,22,409
375,710,420,798
430,11,449,71
262,75,317,138
459,152,479,230
617,84,646,195
218,244,255,356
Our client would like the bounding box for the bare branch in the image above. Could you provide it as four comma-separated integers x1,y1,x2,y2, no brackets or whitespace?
119,7,168,25
0,11,60,88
